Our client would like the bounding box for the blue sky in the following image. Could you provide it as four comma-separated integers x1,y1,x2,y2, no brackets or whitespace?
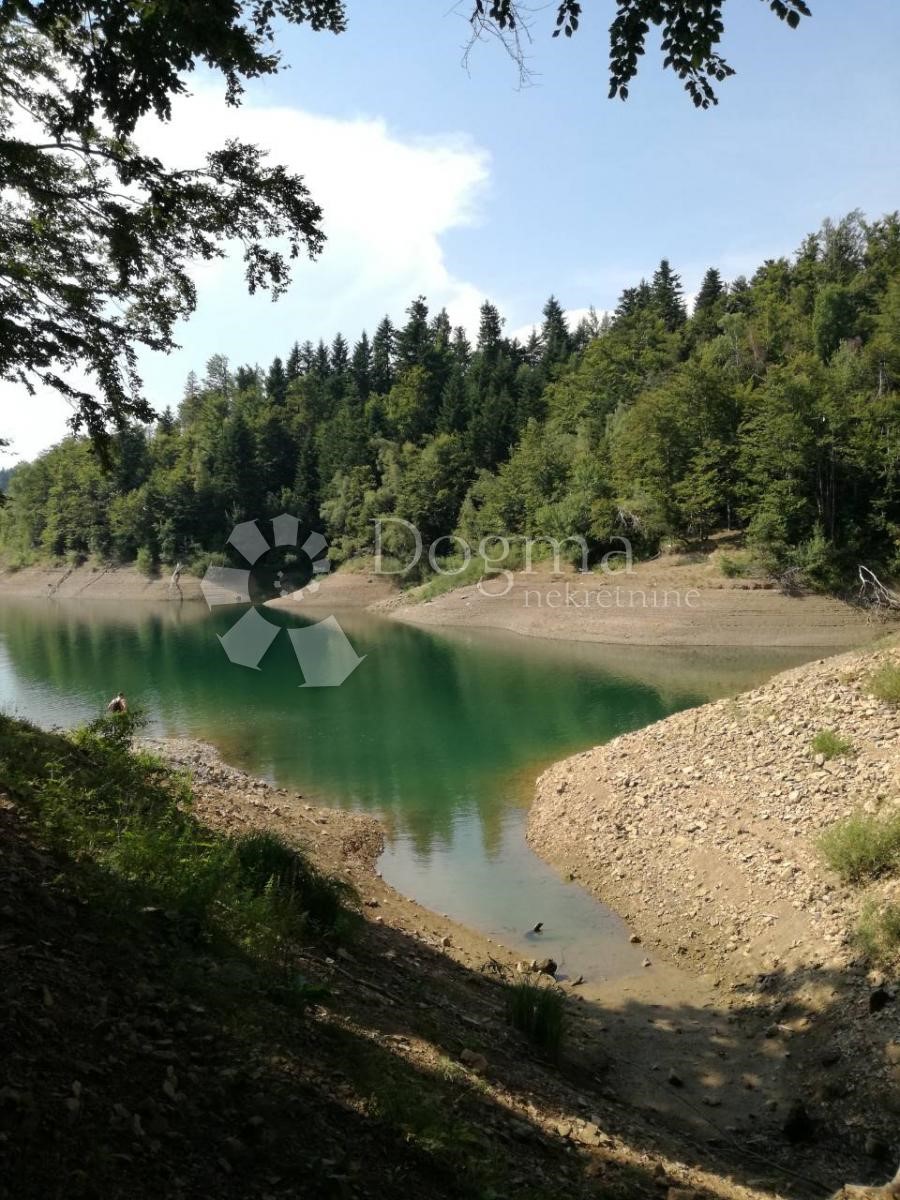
4,0,900,459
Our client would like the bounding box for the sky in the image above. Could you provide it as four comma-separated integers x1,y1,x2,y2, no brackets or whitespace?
3,0,900,461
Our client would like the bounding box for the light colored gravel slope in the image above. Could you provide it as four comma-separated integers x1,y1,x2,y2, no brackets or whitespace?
529,641,900,980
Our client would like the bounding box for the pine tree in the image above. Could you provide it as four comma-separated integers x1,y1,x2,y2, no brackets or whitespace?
477,302,504,356
286,341,303,381
265,356,288,404
615,280,652,320
694,268,724,313
522,328,542,366
235,364,260,392
540,295,570,365
396,296,432,368
312,340,331,377
371,318,395,393
156,407,176,435
431,307,452,348
351,332,372,400
451,326,471,367
330,332,349,375
651,259,687,331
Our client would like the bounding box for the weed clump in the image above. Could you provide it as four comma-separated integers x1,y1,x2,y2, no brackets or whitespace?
505,980,566,1056
818,811,900,884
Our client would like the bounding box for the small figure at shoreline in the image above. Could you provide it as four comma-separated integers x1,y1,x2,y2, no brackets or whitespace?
106,691,128,714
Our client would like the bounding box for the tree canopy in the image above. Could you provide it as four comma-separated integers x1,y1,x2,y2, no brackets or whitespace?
1,0,815,443
5,211,899,592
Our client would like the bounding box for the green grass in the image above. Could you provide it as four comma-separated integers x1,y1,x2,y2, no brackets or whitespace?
0,710,355,960
719,549,757,578
869,661,900,707
810,729,854,760
856,901,900,964
411,555,488,602
818,811,900,884
505,980,566,1056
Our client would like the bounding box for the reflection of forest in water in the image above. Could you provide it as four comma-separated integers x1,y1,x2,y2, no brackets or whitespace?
0,598,816,859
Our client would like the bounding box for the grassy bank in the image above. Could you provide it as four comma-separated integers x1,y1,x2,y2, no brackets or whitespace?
0,712,696,1200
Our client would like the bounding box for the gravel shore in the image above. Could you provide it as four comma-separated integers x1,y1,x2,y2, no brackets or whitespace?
529,641,900,979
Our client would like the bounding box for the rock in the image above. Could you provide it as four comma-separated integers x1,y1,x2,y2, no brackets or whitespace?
884,1041,900,1065
459,1048,488,1073
821,1048,842,1067
535,958,557,976
363,898,379,908
570,974,584,987
642,957,652,968
667,1070,684,1088
869,987,893,1014
629,933,642,944
578,1121,603,1147
782,1100,815,1144
440,935,452,948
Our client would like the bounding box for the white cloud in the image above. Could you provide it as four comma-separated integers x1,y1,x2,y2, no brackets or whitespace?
2,86,492,458
137,87,492,401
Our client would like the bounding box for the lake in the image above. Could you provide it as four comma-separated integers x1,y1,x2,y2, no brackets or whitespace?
0,597,818,980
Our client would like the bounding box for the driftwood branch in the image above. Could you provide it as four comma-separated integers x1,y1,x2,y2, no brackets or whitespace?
857,565,900,617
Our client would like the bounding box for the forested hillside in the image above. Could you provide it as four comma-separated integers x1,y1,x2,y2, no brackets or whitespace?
3,211,899,589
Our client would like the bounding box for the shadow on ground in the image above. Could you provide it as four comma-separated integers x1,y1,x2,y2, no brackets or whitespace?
1,796,897,1200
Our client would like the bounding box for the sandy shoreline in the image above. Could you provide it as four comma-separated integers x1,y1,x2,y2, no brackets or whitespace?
2,554,892,651
387,556,886,649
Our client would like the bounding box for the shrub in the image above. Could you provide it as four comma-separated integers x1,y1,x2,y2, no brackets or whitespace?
719,550,757,578
135,545,157,577
869,661,900,707
505,980,566,1056
856,902,900,964
234,830,356,933
818,812,900,884
811,729,854,760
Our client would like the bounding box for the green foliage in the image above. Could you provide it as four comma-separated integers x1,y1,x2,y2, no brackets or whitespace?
810,729,854,760
4,212,900,596
475,1,812,108
135,545,156,577
856,901,900,964
0,5,340,444
818,812,900,884
0,711,353,956
718,549,759,578
869,662,900,707
505,980,566,1056
234,831,355,934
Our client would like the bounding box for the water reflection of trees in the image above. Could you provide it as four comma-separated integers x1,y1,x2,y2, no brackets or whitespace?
1,600,690,858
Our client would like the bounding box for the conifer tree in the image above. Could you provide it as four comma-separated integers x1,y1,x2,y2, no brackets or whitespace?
371,318,396,394
286,342,303,382
266,357,288,405
651,259,687,331
540,295,571,366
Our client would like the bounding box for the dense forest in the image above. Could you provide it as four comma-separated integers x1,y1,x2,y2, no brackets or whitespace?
3,210,899,590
